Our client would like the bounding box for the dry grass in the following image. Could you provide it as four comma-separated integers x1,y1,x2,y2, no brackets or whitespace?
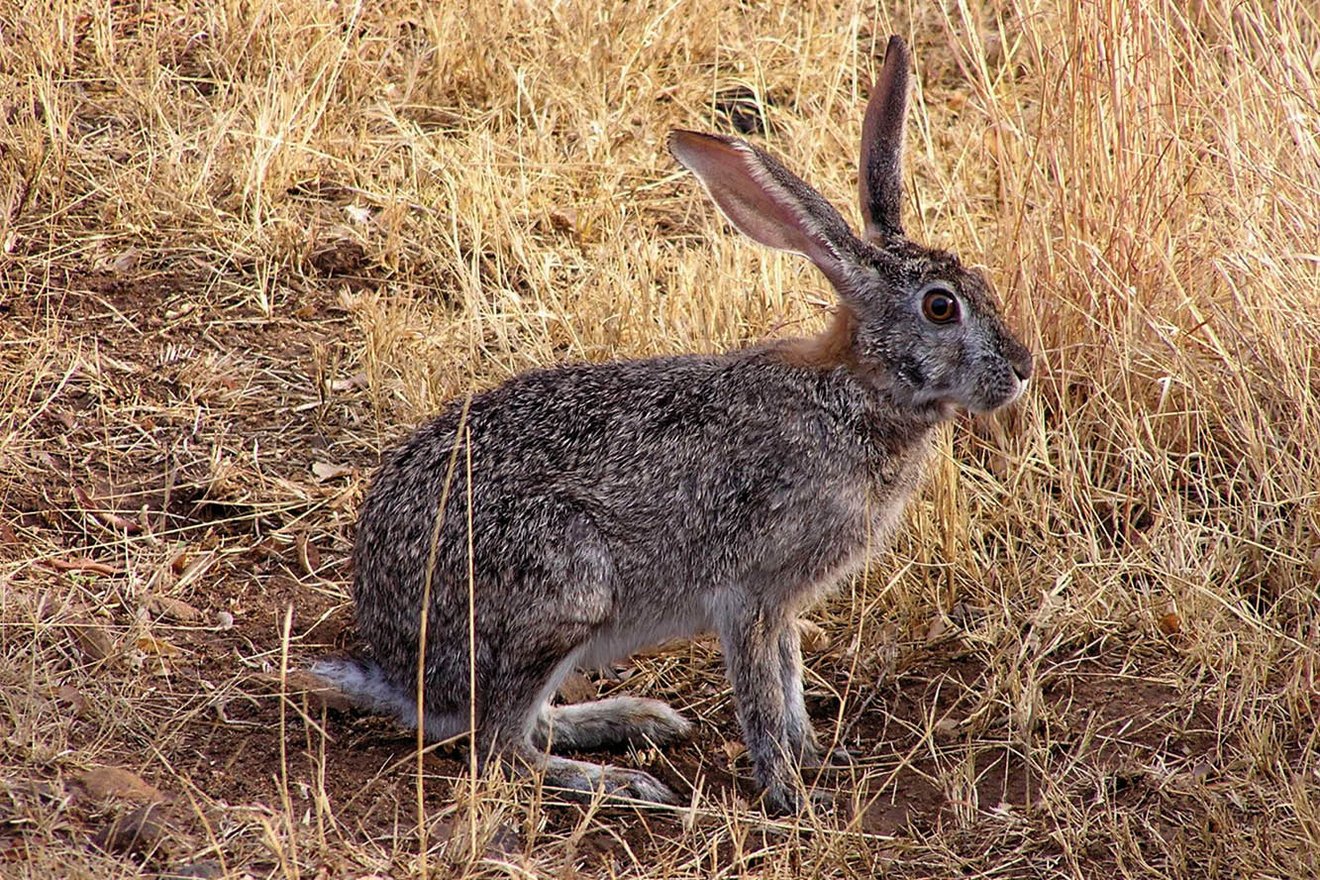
2,0,1318,877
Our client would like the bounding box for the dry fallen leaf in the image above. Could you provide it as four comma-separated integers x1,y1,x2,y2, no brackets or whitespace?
136,635,183,657
51,684,87,715
556,671,596,704
796,618,830,652
721,740,747,762
149,596,202,624
311,461,353,482
66,620,116,662
73,767,166,804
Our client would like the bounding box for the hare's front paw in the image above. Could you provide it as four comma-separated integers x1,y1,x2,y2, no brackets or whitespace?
800,745,854,770
760,779,805,816
541,696,692,752
761,782,836,816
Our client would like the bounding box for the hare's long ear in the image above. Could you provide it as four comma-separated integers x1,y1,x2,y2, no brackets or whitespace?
860,35,912,241
669,130,858,291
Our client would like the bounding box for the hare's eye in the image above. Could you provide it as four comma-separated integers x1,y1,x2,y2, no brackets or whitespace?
921,289,960,324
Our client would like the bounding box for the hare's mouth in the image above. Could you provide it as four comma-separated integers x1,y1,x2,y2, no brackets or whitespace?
966,376,1028,414
999,374,1030,408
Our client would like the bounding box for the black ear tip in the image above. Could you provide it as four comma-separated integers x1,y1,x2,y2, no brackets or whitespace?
884,35,910,65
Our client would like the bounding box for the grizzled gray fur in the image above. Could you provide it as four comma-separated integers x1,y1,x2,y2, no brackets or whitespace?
314,36,1032,815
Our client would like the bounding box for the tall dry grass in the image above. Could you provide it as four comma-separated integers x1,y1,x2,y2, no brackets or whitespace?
2,0,1318,877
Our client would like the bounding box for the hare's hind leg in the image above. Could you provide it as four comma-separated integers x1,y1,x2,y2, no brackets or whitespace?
478,654,679,805
534,697,691,752
475,509,678,804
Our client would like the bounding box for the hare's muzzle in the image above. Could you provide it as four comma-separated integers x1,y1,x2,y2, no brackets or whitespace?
1011,356,1032,383
1002,342,1033,405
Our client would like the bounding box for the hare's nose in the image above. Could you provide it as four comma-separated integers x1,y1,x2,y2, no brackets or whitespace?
1009,346,1033,382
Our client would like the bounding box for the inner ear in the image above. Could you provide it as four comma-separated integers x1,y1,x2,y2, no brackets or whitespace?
669,130,858,290
859,35,912,241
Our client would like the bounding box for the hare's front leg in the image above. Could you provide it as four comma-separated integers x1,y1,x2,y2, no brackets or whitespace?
718,602,805,814
778,618,823,764
780,621,851,770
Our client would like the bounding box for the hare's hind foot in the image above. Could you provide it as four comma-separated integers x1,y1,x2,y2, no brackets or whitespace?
532,754,679,805
534,696,692,752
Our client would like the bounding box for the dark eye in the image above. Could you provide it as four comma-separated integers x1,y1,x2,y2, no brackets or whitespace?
921,288,960,324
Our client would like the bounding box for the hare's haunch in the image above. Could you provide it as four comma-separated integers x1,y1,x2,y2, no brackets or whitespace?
315,35,1031,815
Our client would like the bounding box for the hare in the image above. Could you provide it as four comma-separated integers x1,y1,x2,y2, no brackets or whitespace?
314,35,1031,815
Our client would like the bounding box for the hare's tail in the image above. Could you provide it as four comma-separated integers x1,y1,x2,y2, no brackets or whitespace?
310,656,405,714
310,657,466,741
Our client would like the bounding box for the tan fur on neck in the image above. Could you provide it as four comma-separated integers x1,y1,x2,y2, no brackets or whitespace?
768,307,859,370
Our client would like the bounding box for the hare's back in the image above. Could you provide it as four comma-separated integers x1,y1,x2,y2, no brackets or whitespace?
361,352,870,542
442,353,871,499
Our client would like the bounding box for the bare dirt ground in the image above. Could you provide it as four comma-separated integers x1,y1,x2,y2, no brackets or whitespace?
3,2,1318,878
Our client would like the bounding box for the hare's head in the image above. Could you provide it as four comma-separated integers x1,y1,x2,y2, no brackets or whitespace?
670,36,1032,417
